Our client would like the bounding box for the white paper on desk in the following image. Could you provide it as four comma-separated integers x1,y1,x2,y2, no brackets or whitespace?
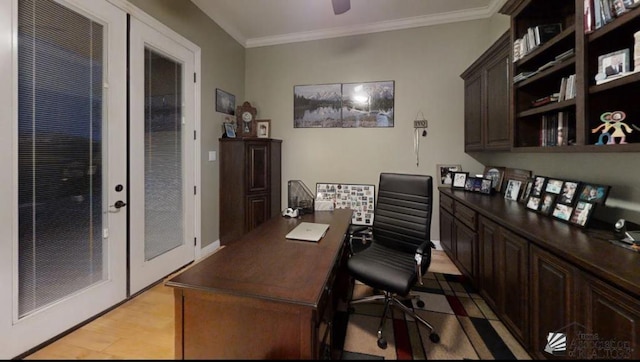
315,200,334,211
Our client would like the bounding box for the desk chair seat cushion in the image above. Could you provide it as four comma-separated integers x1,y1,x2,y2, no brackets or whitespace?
347,242,418,296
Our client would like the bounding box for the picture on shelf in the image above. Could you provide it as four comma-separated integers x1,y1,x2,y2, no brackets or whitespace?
526,196,541,211
552,203,573,221
504,179,522,201
570,201,595,227
578,184,611,204
545,178,564,194
531,176,547,197
464,177,475,191
483,166,505,193
223,122,236,138
480,179,493,194
520,178,534,203
436,164,462,187
452,172,468,189
558,181,580,205
256,119,271,138
539,193,557,216
596,48,631,84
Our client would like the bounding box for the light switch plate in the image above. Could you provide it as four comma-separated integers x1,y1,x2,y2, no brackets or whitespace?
208,151,216,161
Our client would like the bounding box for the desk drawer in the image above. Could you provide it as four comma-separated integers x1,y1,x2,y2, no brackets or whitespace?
454,201,477,230
440,193,454,213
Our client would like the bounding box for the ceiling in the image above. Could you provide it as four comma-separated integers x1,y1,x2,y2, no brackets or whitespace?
190,0,508,48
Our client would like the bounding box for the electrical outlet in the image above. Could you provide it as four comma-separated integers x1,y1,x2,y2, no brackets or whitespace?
414,120,428,128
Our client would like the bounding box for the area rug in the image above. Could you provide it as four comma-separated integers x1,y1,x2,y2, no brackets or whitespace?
332,272,532,360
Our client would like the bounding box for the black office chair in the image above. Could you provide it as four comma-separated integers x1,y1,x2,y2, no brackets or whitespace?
347,172,440,349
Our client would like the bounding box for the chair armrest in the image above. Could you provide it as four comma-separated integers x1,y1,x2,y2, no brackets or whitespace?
414,240,435,285
347,225,372,255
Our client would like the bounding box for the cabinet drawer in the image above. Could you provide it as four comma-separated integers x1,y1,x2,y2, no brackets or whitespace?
454,201,477,230
440,193,454,213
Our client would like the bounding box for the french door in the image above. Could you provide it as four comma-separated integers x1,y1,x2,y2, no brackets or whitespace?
0,0,128,358
128,16,197,294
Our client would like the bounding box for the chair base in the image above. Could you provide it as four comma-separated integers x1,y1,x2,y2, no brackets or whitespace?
349,291,440,349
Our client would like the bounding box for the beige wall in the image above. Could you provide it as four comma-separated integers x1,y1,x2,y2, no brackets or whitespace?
245,17,510,240
129,0,245,248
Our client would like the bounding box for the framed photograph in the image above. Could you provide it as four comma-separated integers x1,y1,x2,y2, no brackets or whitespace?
570,201,595,228
256,119,271,138
519,178,534,204
483,166,505,193
503,168,532,192
479,179,493,195
464,176,476,191
557,181,580,205
472,178,484,192
452,172,468,189
215,88,236,115
223,122,236,138
526,195,541,211
436,164,462,187
552,203,574,222
545,178,564,194
531,176,547,197
578,184,611,205
597,48,630,80
504,179,522,201
539,192,557,216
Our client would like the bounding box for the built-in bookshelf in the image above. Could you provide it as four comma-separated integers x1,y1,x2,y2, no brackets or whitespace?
501,0,640,152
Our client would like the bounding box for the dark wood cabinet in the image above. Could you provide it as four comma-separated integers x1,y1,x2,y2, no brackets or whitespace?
219,138,282,244
439,193,478,287
461,31,511,152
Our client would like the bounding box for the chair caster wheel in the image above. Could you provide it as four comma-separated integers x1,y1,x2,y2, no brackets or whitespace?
429,333,440,343
377,337,388,349
416,300,425,308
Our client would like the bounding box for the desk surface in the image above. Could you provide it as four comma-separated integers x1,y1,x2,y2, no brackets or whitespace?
166,209,353,307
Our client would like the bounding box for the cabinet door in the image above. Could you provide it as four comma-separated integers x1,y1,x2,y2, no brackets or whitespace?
439,208,455,257
464,72,483,151
501,229,528,346
484,42,510,150
578,274,640,359
455,219,476,284
246,142,269,193
530,244,576,360
478,216,501,311
246,194,269,231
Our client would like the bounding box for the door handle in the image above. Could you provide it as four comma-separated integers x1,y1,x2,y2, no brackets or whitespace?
109,200,127,212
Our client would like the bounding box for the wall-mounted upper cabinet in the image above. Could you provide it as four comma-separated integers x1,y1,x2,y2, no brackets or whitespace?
461,31,511,152
500,0,640,153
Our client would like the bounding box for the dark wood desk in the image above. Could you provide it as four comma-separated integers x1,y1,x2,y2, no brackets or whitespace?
166,209,353,359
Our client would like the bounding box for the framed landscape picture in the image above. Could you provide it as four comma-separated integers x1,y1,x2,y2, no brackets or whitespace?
215,88,236,115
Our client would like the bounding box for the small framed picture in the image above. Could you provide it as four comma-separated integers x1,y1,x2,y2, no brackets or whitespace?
479,178,493,195
452,172,468,189
464,176,476,191
552,203,574,222
578,184,611,205
504,179,522,201
557,181,580,205
539,192,557,216
256,119,271,138
215,88,236,115
597,48,630,81
526,195,541,211
531,176,547,197
436,164,462,187
545,178,564,194
519,178,534,204
224,122,236,138
570,201,595,228
483,166,505,193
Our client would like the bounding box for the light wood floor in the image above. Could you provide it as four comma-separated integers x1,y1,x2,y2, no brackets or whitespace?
23,249,459,360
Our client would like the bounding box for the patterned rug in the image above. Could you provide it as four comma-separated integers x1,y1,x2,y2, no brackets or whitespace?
331,272,532,360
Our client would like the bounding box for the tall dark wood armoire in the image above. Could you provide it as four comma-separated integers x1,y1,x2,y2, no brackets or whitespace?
219,138,282,245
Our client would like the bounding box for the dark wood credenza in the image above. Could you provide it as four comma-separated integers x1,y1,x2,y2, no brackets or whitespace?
166,209,353,359
439,187,640,359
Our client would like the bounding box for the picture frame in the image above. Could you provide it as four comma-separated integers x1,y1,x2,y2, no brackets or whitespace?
551,203,574,222
256,119,271,138
452,172,468,189
503,168,532,192
545,178,564,194
215,88,236,115
464,176,476,191
223,122,236,138
483,166,505,193
557,180,580,205
578,184,611,205
436,164,462,188
519,177,534,204
569,201,596,228
526,195,541,211
597,48,630,81
538,192,557,216
531,176,547,197
504,179,522,201
479,178,493,195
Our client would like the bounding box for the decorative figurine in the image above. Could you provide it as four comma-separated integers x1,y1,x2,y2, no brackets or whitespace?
591,111,633,145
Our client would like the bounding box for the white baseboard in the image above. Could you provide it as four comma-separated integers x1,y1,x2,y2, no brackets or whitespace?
432,239,442,250
199,239,221,260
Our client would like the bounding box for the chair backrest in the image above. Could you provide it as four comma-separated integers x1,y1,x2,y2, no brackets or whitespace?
373,173,432,254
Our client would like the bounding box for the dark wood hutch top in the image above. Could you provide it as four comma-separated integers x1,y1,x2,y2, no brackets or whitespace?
440,187,640,297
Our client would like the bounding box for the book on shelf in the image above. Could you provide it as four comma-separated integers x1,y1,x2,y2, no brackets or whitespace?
540,111,573,147
513,71,537,83
555,48,575,61
531,93,560,107
585,0,595,33
534,23,563,45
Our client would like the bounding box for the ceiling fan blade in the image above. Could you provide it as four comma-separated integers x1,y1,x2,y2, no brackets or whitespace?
332,0,350,15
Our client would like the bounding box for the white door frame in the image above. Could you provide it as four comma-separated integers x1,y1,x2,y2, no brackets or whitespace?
0,0,128,358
